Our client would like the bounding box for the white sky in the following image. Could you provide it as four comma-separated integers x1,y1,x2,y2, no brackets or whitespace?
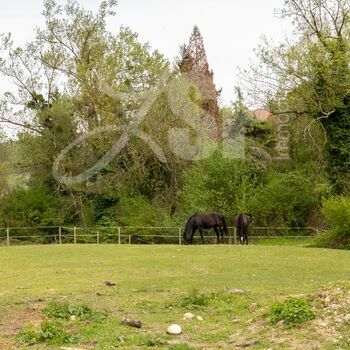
0,0,292,106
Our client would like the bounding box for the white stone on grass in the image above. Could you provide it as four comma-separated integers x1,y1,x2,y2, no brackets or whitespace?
167,324,182,335
183,312,194,320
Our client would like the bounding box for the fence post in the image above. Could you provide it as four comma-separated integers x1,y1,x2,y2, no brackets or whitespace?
58,226,62,245
178,227,182,245
233,227,237,245
128,234,131,244
6,227,10,247
73,226,77,244
118,227,121,245
97,231,100,244
229,229,232,245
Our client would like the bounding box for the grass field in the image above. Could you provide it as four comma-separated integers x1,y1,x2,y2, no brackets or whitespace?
0,244,349,349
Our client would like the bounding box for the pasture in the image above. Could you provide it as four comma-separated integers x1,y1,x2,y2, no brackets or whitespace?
0,244,349,349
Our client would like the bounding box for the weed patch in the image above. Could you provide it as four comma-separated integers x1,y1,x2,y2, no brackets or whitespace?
176,289,250,312
43,300,106,321
178,289,212,309
138,337,165,346
269,297,315,328
17,320,77,346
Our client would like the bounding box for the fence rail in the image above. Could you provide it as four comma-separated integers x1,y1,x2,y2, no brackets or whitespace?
0,226,318,247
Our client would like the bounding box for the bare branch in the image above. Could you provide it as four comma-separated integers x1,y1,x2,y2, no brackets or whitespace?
0,117,42,134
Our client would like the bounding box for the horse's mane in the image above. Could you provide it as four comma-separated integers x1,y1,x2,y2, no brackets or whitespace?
184,213,198,233
188,212,198,220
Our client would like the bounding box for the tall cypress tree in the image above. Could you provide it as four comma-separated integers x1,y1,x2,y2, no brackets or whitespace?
178,26,222,139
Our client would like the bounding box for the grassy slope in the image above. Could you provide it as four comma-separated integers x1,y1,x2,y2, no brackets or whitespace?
0,245,349,349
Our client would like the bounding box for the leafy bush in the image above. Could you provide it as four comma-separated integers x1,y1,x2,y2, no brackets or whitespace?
317,195,350,248
43,301,105,321
0,184,64,227
249,171,321,228
116,194,167,227
17,321,76,346
269,297,315,328
178,153,262,219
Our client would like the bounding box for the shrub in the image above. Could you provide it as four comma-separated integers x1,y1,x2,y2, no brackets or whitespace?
116,194,167,227
43,301,106,321
249,171,321,228
0,184,64,227
269,297,315,328
17,321,76,346
319,195,350,248
178,153,262,219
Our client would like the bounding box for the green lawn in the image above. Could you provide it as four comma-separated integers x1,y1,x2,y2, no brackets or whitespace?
0,245,349,349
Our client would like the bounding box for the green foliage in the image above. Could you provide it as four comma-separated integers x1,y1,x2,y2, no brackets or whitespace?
138,337,165,347
18,300,106,346
177,289,243,310
178,289,212,309
317,196,350,248
17,321,76,346
0,0,171,226
0,184,63,227
322,104,350,193
249,171,321,227
43,300,105,321
179,153,262,219
249,0,350,194
288,115,326,174
116,193,167,227
269,297,315,328
3,0,349,251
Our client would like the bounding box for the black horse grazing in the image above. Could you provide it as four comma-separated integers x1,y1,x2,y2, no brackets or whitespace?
183,212,227,244
234,213,252,245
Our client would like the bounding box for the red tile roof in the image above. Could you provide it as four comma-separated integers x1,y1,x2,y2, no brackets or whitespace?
248,109,274,121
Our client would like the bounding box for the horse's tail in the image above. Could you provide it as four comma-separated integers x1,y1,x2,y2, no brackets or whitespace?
241,214,246,235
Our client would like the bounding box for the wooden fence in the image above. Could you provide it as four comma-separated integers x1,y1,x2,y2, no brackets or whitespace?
0,226,318,246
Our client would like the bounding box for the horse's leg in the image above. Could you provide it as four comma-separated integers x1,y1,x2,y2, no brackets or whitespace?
244,226,248,245
191,227,197,244
237,226,243,245
214,226,220,244
198,229,205,244
240,235,244,245
219,227,225,244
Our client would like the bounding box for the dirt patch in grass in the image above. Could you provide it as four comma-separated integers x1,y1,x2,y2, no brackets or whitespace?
0,305,43,349
0,306,43,336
